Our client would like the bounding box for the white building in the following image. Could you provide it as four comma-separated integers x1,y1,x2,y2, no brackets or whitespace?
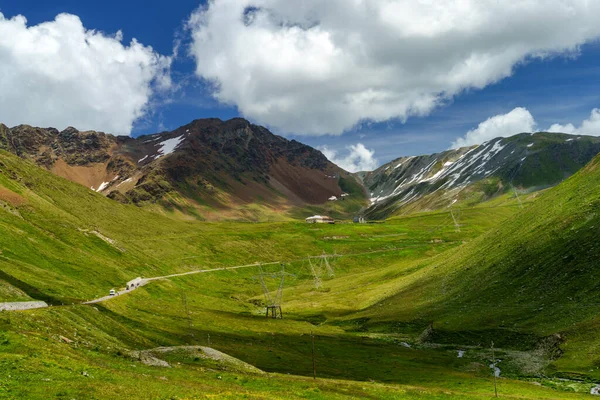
306,215,335,224
126,277,143,290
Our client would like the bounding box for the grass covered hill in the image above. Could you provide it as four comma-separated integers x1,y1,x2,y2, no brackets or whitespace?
348,151,600,379
0,148,370,303
2,144,600,398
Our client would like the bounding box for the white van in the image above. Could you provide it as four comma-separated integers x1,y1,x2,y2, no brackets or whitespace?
109,289,116,296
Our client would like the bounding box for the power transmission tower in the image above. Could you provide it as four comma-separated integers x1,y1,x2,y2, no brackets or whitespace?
308,257,322,289
321,251,335,278
255,264,294,319
307,252,335,289
511,184,523,209
450,209,461,232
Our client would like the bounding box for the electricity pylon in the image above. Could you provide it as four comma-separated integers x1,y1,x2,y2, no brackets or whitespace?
255,264,294,319
450,209,461,232
320,251,335,277
308,257,322,289
511,184,523,209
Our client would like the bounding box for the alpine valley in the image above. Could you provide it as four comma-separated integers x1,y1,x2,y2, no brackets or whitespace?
2,119,600,399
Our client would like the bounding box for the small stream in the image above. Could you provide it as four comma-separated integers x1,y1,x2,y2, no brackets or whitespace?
489,362,501,377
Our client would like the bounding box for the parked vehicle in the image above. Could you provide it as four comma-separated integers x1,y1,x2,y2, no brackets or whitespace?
109,289,116,296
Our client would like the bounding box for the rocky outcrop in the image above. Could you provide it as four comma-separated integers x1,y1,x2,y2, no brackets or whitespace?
0,301,48,311
0,125,115,167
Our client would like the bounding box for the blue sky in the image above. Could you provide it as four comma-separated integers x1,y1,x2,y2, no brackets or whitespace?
1,1,600,170
323,45,600,163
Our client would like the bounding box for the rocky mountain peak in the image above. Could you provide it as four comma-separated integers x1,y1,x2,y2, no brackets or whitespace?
0,118,361,219
59,126,81,136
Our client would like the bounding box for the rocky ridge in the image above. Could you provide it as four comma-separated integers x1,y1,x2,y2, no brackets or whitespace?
0,118,363,218
360,132,600,219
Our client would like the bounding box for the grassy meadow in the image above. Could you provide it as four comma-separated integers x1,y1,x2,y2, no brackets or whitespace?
2,149,600,398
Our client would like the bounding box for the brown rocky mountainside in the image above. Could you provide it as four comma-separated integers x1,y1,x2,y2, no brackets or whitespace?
0,118,365,220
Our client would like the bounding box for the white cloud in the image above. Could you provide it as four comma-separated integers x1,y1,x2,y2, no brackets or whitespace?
320,143,378,173
452,107,537,148
548,109,600,136
0,13,171,135
451,107,600,148
188,0,600,136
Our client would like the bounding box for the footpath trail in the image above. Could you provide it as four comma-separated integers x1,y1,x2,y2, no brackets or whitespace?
144,261,282,282
2,262,282,311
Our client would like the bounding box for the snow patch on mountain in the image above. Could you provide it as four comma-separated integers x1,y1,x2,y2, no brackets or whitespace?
361,132,600,219
393,156,415,170
155,135,185,158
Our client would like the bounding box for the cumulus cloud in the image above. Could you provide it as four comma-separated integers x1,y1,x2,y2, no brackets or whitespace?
452,106,600,148
188,0,600,136
452,107,537,148
548,109,600,136
320,143,378,173
0,13,171,135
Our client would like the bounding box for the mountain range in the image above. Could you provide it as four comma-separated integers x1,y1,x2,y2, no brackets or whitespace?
2,119,600,221
360,132,600,219
0,118,365,220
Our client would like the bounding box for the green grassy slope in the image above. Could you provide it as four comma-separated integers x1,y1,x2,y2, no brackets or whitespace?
2,148,600,398
348,152,600,379
0,150,370,302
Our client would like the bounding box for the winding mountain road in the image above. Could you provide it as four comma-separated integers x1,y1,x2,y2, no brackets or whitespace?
83,261,282,305
2,244,425,311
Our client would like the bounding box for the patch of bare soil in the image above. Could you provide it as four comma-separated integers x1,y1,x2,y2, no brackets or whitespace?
323,236,350,240
0,187,26,206
50,159,116,191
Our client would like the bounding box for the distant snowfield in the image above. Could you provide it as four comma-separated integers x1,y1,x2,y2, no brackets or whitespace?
117,177,134,187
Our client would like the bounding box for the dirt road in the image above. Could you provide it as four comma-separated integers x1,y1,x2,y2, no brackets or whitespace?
84,261,282,304
3,245,418,310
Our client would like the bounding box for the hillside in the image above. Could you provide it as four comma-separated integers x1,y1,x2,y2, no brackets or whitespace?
344,151,600,380
0,118,366,221
2,147,600,397
361,132,600,219
0,148,372,303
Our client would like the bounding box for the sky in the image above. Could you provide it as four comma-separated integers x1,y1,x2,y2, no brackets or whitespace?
1,0,600,172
